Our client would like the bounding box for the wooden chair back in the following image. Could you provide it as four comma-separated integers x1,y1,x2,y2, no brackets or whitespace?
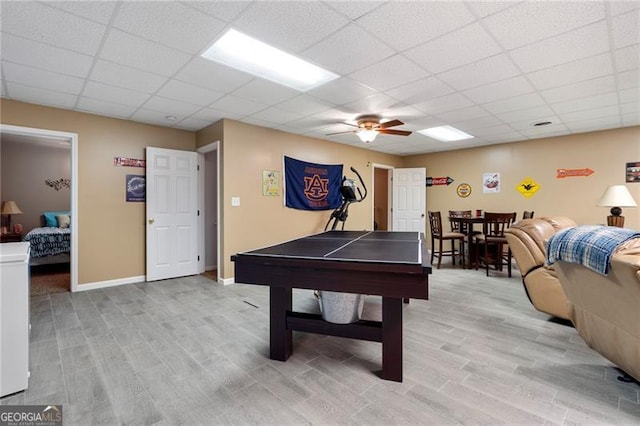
428,211,443,237
483,212,517,237
449,210,472,233
523,210,535,220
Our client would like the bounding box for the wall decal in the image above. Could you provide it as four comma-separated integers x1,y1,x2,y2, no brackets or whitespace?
426,176,454,187
517,177,540,199
456,183,471,198
556,168,594,178
45,178,70,191
482,173,500,193
115,157,146,168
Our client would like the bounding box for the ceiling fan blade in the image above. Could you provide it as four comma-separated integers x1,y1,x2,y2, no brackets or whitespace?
379,129,412,136
378,119,404,129
326,130,356,136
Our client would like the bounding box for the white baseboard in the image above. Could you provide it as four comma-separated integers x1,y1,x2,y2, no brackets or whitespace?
72,275,146,292
219,276,234,285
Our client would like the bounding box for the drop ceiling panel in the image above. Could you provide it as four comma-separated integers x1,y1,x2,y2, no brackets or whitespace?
357,2,476,51
156,80,224,106
113,2,226,54
99,29,191,77
611,11,640,49
509,21,610,73
0,1,638,156
46,1,119,24
385,77,454,105
405,23,502,74
307,78,376,106
6,82,78,109
483,2,605,50
526,53,613,91
437,54,521,91
83,81,151,107
462,76,535,104
77,97,138,119
89,60,167,94
175,58,254,93
2,62,84,95
301,24,396,75
2,34,93,78
232,2,349,53
2,2,107,55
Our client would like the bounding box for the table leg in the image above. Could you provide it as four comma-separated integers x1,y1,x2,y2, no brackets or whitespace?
381,297,403,382
269,286,292,361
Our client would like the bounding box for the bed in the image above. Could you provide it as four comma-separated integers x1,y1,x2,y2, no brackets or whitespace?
22,212,71,266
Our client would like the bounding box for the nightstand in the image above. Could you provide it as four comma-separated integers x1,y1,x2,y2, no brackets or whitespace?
0,233,23,243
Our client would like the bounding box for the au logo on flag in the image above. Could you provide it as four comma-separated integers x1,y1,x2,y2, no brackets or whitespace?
284,156,343,210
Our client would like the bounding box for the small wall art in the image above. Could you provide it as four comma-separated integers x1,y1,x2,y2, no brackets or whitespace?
626,162,640,183
483,172,500,193
126,175,146,202
263,170,280,196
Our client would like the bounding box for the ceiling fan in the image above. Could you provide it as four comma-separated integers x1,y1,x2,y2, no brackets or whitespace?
327,115,412,143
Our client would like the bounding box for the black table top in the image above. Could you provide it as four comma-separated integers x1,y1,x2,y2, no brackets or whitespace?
238,230,423,264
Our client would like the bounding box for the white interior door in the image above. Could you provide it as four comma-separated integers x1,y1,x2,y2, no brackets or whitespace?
146,147,199,281
392,168,426,232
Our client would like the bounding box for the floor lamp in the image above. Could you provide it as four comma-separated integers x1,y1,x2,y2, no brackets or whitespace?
597,185,637,227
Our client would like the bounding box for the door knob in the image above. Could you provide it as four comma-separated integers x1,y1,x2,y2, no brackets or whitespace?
421,213,425,217
148,218,155,224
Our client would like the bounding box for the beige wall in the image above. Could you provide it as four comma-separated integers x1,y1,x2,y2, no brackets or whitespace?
1,99,195,285
404,126,640,233
3,98,638,285
1,138,71,232
198,119,404,278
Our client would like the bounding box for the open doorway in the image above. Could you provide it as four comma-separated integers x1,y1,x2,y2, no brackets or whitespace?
372,164,393,231
0,124,78,293
197,142,219,283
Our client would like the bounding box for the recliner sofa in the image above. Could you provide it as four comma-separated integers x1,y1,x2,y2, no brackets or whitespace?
507,216,640,382
553,235,640,381
504,216,576,320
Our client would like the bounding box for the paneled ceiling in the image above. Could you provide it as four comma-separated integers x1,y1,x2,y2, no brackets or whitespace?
1,1,638,156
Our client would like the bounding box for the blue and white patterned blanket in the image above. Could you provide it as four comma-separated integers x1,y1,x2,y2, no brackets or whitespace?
22,227,71,258
546,225,640,275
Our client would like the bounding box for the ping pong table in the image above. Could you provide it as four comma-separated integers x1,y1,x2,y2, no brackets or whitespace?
231,230,431,382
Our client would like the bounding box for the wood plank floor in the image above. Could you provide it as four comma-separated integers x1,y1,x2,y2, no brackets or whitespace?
2,265,639,425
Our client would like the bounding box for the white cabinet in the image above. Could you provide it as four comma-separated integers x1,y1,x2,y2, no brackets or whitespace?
0,242,30,397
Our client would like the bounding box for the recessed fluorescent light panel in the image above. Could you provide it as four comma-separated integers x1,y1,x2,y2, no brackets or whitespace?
418,125,474,142
201,29,339,92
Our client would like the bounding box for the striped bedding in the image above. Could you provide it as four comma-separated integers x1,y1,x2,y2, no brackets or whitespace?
22,227,71,258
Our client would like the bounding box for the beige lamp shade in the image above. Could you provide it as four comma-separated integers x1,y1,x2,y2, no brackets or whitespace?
1,200,23,215
597,185,637,213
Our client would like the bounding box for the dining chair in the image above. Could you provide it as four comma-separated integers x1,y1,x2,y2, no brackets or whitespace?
475,212,517,276
448,210,474,267
523,210,535,219
428,211,466,269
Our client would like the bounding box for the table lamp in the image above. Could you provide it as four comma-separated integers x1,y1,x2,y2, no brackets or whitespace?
1,201,23,234
597,185,637,227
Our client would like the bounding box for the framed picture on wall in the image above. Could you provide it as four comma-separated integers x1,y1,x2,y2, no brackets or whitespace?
126,175,146,202
626,162,640,183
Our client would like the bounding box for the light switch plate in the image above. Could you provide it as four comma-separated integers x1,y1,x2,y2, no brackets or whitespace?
231,197,240,207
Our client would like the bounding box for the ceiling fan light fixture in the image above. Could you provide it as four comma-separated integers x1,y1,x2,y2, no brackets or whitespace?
201,29,339,92
357,129,378,143
418,125,474,142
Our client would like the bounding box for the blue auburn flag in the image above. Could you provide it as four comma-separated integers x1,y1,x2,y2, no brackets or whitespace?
284,156,343,210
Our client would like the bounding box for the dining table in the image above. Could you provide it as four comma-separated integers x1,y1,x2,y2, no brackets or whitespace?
448,214,486,269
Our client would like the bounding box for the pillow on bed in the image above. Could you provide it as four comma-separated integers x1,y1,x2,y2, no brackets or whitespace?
56,214,70,229
43,211,70,227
